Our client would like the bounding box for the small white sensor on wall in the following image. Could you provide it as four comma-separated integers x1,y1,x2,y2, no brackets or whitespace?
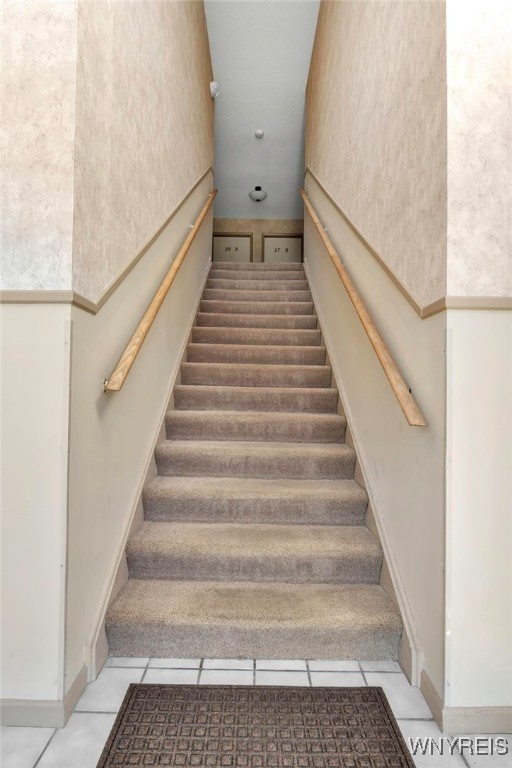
254,129,264,139
210,81,220,99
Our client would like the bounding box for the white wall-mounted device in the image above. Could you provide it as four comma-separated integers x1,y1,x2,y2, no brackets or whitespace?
249,186,267,202
209,81,220,99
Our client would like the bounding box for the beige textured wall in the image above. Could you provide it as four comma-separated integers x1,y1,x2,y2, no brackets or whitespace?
0,1,77,290
447,0,512,297
73,0,214,301
306,1,447,307
213,218,303,262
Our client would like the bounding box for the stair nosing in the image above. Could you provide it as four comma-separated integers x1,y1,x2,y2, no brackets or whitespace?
181,362,330,370
187,343,326,351
157,439,354,452
166,409,344,419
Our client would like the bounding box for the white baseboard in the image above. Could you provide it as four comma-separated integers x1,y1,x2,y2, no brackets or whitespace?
85,257,212,680
399,632,414,684
419,669,509,735
0,664,87,728
442,706,512,734
421,669,444,729
1,698,67,728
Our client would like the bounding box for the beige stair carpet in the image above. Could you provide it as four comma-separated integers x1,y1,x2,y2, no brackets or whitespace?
106,260,402,659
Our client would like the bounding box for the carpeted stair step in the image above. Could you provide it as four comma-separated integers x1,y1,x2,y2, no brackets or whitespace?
210,269,307,281
200,300,314,316
206,279,309,292
194,312,319,330
143,477,368,525
126,522,382,584
180,363,333,388
174,385,338,412
186,343,326,365
191,327,322,347
155,440,356,479
105,580,402,659
165,410,346,443
194,312,318,329
203,289,312,303
211,262,305,271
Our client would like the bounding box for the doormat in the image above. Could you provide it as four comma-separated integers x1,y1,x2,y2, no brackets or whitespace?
97,684,414,767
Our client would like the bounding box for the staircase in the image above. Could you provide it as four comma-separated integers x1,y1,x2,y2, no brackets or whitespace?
106,261,402,660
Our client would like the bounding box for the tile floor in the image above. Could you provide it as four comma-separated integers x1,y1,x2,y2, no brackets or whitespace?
1,658,510,768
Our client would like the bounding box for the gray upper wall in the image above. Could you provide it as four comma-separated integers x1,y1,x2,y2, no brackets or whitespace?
205,0,319,221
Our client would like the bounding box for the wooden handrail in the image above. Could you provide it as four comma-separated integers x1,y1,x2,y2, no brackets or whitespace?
104,189,217,392
301,189,426,427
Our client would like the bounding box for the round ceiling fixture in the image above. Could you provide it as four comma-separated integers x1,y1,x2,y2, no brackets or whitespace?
249,186,267,202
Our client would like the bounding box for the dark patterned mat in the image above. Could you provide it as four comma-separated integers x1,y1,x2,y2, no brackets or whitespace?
97,685,415,767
